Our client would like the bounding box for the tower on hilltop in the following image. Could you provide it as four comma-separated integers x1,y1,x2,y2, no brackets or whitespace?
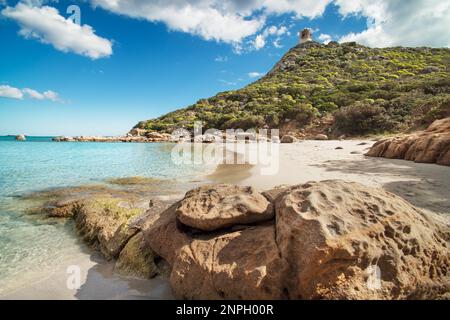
300,28,312,43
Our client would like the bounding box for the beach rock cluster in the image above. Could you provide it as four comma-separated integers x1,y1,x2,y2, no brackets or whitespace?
143,180,449,300
366,117,450,166
53,132,173,143
35,179,449,299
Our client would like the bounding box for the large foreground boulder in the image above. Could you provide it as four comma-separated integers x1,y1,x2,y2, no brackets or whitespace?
274,180,449,299
366,117,450,166
143,181,449,300
175,185,274,232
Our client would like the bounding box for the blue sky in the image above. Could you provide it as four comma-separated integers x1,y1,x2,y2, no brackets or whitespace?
0,0,449,136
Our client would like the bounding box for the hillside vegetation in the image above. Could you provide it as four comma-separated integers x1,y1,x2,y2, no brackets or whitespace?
134,41,450,136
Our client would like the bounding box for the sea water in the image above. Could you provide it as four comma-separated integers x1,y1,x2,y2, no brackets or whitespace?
0,136,207,299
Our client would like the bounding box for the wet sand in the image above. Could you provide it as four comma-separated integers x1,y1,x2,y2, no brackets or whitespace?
1,251,173,300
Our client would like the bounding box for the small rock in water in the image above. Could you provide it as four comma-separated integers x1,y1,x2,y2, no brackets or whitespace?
335,147,343,150
15,134,26,141
351,151,362,154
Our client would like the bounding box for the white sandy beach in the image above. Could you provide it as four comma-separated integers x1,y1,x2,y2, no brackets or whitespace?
206,140,450,217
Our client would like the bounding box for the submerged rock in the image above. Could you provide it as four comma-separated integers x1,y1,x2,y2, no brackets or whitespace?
366,117,450,166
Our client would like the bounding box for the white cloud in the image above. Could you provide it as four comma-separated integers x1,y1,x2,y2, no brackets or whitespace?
253,34,266,50
0,85,61,102
0,85,24,99
92,0,265,44
273,39,283,48
318,33,332,44
251,25,290,50
90,0,334,45
22,88,60,101
2,3,113,59
260,0,332,18
214,55,228,62
248,72,263,78
218,79,238,86
337,0,450,48
4,0,448,58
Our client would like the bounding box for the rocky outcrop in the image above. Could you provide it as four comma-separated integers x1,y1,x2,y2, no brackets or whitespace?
129,128,147,136
53,132,173,143
175,185,274,232
143,180,449,300
273,180,449,299
366,118,450,166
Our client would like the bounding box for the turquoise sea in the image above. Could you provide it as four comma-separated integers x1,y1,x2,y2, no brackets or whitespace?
0,136,207,298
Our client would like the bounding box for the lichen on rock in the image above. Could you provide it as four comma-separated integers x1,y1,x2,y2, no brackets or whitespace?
72,197,144,259
115,232,168,279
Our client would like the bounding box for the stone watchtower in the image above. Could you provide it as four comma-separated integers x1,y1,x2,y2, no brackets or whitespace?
300,28,312,43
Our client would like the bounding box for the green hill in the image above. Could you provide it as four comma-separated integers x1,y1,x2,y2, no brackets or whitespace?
134,41,450,137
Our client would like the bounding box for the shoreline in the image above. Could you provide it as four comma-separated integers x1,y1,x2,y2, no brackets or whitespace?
0,177,196,300
1,140,449,299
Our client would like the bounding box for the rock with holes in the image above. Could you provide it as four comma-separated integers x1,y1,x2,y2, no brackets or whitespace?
143,180,449,300
366,117,450,166
169,223,284,299
175,185,274,232
274,180,449,299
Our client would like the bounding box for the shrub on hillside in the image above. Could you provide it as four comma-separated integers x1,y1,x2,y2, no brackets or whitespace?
333,102,394,135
